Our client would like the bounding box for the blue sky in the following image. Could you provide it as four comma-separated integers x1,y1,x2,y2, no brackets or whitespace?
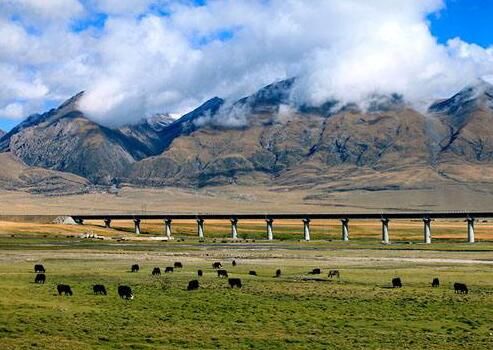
429,0,493,47
0,0,492,132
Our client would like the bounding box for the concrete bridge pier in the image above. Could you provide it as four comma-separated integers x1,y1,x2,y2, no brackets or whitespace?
165,219,172,239
231,218,238,239
134,219,141,235
381,218,390,244
341,218,349,241
104,218,112,229
467,217,475,243
303,218,311,241
197,219,205,239
266,219,274,240
423,218,431,244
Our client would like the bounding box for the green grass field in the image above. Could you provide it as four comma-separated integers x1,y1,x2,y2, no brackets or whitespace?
1,227,493,349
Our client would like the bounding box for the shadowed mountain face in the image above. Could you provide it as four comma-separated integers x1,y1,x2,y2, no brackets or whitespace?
0,93,171,184
0,129,4,138
1,79,493,192
429,81,493,163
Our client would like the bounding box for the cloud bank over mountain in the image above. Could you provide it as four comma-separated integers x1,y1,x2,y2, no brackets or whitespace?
1,0,493,126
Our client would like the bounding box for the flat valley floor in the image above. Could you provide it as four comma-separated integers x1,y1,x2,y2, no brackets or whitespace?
0,221,492,349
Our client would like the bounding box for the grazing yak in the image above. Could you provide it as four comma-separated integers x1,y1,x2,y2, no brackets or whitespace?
34,264,45,273
93,285,107,295
212,262,222,269
187,280,199,291
432,278,440,287
232,260,237,267
454,282,468,294
118,285,134,299
34,273,45,284
275,269,281,278
165,266,174,273
249,271,257,276
152,267,161,276
57,284,73,296
228,278,242,288
131,264,140,272
328,270,340,279
392,278,402,288
174,262,183,269
217,269,228,278
197,270,203,277
309,268,321,275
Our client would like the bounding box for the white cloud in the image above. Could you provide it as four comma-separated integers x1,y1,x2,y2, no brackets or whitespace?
1,0,493,127
0,0,84,22
0,102,25,120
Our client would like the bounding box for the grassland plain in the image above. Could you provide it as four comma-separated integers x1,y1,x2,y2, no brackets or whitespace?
0,223,493,349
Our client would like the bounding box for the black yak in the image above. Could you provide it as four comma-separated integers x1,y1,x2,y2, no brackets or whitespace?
34,274,45,284
454,282,468,294
217,269,228,278
57,284,73,296
187,280,199,291
392,278,402,288
228,278,242,288
93,284,107,295
118,285,134,299
328,270,340,279
34,264,45,273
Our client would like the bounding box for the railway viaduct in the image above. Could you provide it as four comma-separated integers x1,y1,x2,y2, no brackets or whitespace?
70,212,490,243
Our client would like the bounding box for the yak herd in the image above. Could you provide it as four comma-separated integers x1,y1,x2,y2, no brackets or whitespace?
32,261,470,299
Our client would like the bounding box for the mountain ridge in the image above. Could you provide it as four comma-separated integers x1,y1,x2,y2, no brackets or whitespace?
1,79,493,193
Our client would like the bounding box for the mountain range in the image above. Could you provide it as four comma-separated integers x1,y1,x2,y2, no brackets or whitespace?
1,79,493,196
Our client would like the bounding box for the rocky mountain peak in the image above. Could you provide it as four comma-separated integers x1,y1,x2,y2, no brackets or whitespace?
365,93,405,113
0,91,86,148
146,113,176,131
429,80,493,116
56,91,85,112
236,78,295,111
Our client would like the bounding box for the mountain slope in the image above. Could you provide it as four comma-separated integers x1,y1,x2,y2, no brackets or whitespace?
429,81,493,163
0,93,169,183
129,107,437,187
129,80,493,189
0,152,89,194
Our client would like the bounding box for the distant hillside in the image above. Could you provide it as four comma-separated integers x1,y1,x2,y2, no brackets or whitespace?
1,79,493,195
0,152,89,195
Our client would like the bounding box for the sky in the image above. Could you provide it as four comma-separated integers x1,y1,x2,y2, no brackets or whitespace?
0,0,492,131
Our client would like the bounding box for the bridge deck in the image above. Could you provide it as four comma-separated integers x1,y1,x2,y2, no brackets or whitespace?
71,212,493,221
